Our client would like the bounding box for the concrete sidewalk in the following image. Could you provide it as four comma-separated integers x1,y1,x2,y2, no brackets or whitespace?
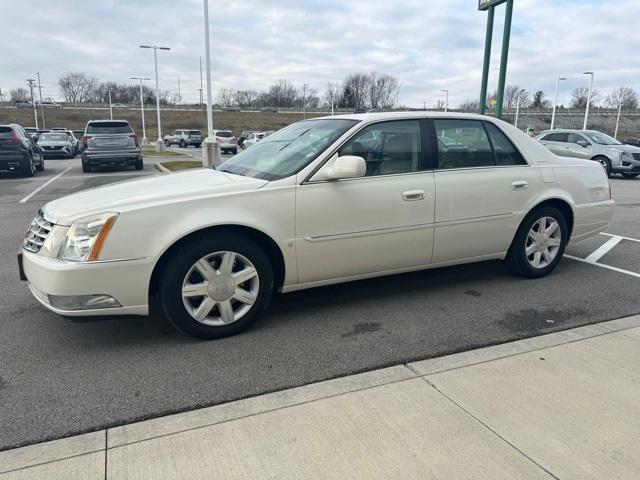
2,316,639,479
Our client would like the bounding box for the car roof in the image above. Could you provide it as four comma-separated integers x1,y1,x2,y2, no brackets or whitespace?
538,129,603,135
311,111,493,122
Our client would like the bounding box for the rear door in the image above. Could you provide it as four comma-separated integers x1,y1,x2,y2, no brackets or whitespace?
431,119,541,263
86,122,135,151
538,132,570,157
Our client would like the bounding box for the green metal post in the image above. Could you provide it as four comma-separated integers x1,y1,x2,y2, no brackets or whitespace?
479,6,494,115
495,0,513,119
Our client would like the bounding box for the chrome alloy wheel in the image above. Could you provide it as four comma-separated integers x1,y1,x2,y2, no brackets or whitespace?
182,251,259,326
525,216,562,269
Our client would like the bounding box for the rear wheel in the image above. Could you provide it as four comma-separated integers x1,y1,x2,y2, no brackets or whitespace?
158,233,274,339
164,139,171,147
134,157,143,170
24,155,36,177
82,162,92,173
594,156,612,176
622,173,639,178
232,148,238,155
505,206,568,278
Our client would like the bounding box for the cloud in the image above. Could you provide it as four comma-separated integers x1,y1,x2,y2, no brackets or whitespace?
0,0,637,107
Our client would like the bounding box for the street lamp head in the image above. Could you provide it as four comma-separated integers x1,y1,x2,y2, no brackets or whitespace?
559,76,567,80
158,47,171,51
583,71,594,76
139,45,151,49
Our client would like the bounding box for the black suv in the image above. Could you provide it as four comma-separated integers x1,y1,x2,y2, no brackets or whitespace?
81,120,142,172
0,124,44,177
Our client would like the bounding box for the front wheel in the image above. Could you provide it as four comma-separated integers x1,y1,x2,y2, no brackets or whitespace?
158,233,274,339
164,139,171,147
505,206,568,278
622,173,639,178
179,140,187,148
594,156,612,177
35,155,45,171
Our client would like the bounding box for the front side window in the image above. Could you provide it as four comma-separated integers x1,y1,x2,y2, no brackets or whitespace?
543,132,569,143
338,120,422,176
567,133,587,144
434,119,493,169
217,118,358,180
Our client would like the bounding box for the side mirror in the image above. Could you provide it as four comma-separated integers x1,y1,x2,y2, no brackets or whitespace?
577,140,589,148
323,155,366,180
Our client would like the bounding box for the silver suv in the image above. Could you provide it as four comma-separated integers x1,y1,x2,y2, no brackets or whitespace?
81,120,142,173
536,129,640,178
163,129,203,148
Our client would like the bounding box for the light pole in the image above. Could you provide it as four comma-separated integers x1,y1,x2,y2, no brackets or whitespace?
131,76,151,145
177,75,181,105
614,103,622,139
583,71,594,130
203,0,213,138
199,56,204,110
108,90,113,120
26,78,38,129
36,72,45,128
140,44,171,151
550,76,566,131
441,89,449,112
302,83,308,119
514,88,525,128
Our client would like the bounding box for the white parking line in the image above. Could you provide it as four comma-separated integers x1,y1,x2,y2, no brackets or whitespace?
585,235,623,262
19,167,72,203
564,254,640,279
600,232,640,244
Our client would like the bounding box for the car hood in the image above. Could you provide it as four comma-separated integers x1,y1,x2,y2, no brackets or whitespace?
38,141,70,146
608,144,640,153
44,169,268,225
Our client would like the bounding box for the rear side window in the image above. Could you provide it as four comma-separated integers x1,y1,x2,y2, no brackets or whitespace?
0,127,14,138
542,132,568,142
484,123,527,166
434,119,494,169
86,122,133,134
216,131,233,137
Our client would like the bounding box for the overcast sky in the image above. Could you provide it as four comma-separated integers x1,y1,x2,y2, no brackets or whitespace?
1,0,638,107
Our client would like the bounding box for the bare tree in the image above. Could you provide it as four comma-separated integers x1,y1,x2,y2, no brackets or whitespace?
459,98,480,112
58,72,98,103
10,88,29,102
258,80,298,108
323,82,341,110
605,86,638,110
341,73,369,109
236,90,258,108
368,72,399,109
504,85,529,110
216,88,236,106
531,90,550,109
570,87,600,109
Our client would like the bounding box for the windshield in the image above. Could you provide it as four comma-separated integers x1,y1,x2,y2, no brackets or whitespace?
583,131,621,145
40,133,68,142
217,118,358,180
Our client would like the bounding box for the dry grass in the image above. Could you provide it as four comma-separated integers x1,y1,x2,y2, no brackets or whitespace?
0,107,322,139
141,146,186,157
159,160,202,171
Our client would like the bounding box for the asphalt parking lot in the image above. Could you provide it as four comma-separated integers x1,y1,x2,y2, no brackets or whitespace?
1,157,639,451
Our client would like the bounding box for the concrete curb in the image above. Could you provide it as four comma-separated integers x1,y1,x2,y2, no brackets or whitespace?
154,162,172,174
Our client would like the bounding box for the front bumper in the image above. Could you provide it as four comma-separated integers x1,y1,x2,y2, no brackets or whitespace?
42,147,71,157
20,249,152,316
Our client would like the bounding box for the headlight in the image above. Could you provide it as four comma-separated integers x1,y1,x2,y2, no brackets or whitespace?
58,213,118,262
620,151,632,160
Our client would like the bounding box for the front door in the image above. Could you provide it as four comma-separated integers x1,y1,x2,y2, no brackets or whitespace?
295,120,435,284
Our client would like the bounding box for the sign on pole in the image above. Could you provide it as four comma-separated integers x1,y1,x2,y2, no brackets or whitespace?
478,0,507,11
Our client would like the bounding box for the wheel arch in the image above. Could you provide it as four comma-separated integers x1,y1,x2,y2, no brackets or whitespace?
521,197,574,239
148,224,286,300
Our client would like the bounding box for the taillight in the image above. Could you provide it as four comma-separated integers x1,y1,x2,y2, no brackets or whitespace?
82,135,92,147
130,134,139,147
230,136,237,142
6,130,19,145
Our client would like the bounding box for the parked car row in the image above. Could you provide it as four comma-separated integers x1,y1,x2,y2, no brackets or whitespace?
0,124,45,176
535,129,640,178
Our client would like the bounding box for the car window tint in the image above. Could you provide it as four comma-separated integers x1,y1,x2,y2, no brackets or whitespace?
567,133,586,144
86,122,133,134
338,120,422,177
484,123,527,166
0,127,14,138
434,119,493,169
543,132,569,143
216,131,233,137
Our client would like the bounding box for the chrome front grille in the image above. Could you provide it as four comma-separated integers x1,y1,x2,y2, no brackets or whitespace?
632,153,640,161
23,210,55,253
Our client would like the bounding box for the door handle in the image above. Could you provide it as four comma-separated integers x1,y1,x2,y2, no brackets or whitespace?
511,180,528,191
401,190,425,201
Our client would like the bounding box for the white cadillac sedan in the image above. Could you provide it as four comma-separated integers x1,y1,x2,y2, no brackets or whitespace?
19,113,614,339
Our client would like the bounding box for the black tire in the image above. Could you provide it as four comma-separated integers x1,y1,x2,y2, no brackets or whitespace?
622,173,639,178
194,143,201,148
158,233,274,339
505,206,568,278
35,155,45,171
134,157,143,170
594,156,612,177
24,155,36,177
232,148,238,155
82,162,92,173
164,139,171,147
179,140,187,148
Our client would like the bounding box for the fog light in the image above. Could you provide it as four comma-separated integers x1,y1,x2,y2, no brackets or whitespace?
622,161,631,167
48,294,121,310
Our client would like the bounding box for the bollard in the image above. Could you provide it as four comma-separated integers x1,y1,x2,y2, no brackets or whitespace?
201,137,221,169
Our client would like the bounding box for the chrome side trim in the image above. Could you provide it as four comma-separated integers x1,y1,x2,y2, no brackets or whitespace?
304,222,435,243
